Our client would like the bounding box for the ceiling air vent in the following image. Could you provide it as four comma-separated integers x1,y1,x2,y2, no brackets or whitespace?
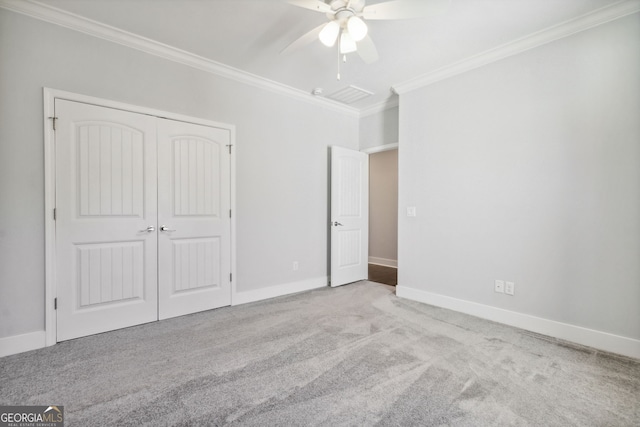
326,85,374,104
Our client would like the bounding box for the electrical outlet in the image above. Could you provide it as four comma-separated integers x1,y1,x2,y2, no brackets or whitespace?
293,261,299,271
494,280,505,293
505,281,515,295
407,207,417,217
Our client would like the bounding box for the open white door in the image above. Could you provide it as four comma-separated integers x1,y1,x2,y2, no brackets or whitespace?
157,119,232,319
55,100,159,341
330,146,369,287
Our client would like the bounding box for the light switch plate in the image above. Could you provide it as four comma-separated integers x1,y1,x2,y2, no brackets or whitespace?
407,207,417,217
495,280,505,293
505,281,515,295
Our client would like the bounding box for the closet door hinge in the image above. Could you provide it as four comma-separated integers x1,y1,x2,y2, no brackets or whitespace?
54,298,57,310
230,273,232,282
49,116,58,131
226,144,232,154
229,209,232,218
53,208,56,220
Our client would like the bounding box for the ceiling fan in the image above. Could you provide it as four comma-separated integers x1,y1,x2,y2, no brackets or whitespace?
282,0,449,64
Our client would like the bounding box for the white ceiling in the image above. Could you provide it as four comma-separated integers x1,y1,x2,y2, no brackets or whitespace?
31,0,625,110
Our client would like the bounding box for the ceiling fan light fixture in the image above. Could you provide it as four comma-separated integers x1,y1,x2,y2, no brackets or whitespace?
319,21,340,47
347,16,368,41
339,31,357,54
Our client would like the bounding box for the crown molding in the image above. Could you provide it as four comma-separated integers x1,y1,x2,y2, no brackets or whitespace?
0,0,360,117
392,0,640,95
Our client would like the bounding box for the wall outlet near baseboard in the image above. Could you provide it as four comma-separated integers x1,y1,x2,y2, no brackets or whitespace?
494,280,505,293
505,281,515,295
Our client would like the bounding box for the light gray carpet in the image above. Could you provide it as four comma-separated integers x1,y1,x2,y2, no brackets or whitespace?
1,281,638,426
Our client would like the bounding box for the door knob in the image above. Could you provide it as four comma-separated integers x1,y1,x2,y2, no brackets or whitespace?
140,226,155,233
160,225,176,232
333,221,343,226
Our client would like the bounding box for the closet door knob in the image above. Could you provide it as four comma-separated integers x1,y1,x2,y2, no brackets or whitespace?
160,225,176,232
140,226,155,233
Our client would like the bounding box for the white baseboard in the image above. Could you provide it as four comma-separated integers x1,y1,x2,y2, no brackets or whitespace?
396,286,640,360
368,257,398,268
233,276,328,306
0,330,46,358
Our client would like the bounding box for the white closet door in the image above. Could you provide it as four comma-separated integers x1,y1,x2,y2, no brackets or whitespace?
55,100,158,341
157,119,232,320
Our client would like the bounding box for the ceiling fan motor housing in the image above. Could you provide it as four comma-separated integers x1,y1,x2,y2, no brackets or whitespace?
326,0,366,24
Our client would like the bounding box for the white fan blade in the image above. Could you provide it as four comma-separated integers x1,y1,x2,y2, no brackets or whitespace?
362,0,449,20
357,35,378,64
280,23,325,55
286,0,333,14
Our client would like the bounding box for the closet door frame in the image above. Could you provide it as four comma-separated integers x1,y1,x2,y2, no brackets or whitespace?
43,88,236,347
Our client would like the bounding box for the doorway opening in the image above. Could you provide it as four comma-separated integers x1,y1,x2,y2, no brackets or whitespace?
367,147,398,287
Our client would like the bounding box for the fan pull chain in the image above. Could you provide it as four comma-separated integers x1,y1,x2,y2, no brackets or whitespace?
337,45,341,80
337,50,349,80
